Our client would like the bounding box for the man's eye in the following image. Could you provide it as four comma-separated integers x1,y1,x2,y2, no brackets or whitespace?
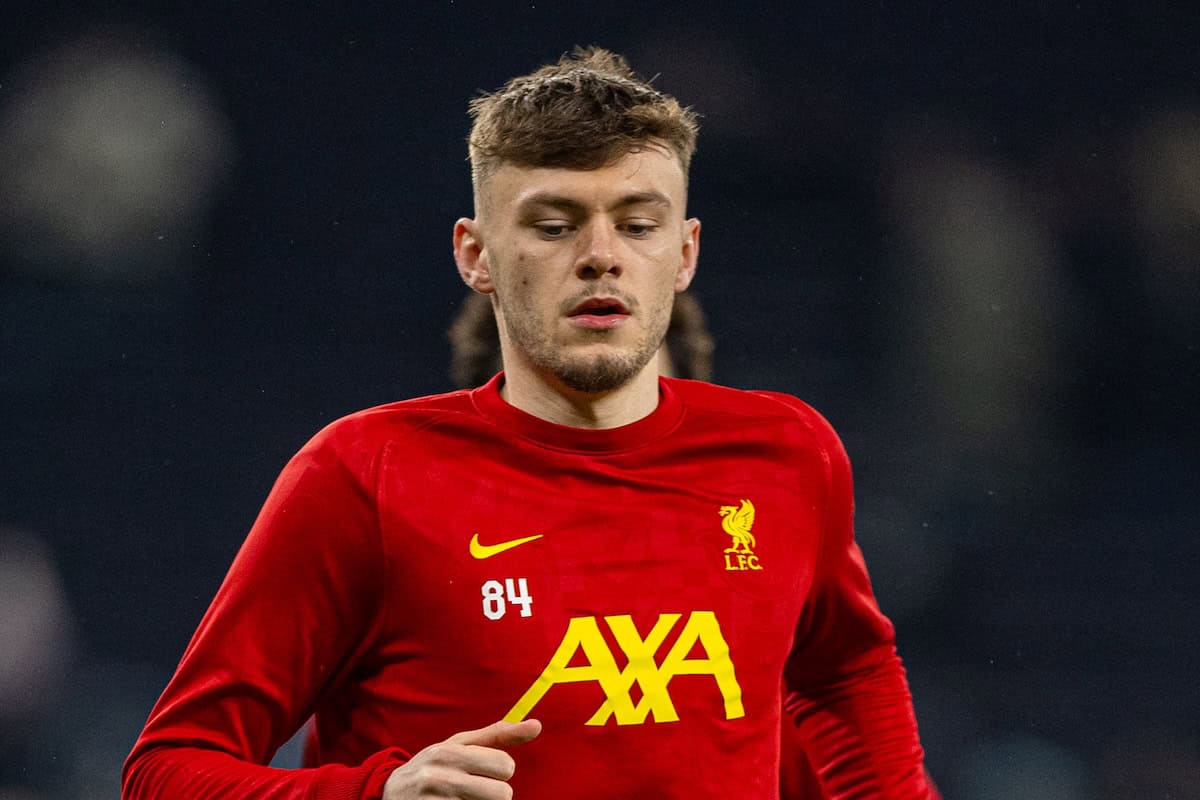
621,223,657,237
535,224,572,238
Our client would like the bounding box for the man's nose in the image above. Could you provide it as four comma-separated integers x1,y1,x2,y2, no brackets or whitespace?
574,222,621,279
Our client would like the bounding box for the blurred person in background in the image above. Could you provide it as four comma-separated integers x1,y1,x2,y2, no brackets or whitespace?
0,28,232,799
123,47,938,798
0,528,74,799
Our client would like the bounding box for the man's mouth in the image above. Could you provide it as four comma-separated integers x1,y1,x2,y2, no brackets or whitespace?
570,298,629,315
567,297,631,328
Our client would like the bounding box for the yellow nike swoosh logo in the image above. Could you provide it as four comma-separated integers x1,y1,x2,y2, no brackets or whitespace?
469,533,544,559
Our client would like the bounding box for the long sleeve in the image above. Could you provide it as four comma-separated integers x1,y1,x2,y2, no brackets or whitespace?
122,429,408,799
782,410,938,799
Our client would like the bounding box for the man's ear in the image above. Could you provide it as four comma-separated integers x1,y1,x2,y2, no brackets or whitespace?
674,217,701,292
454,218,495,293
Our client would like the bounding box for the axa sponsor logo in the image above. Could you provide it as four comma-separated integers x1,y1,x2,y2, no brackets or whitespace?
505,610,744,726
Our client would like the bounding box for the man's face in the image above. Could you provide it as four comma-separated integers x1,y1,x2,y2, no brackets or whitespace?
465,147,699,394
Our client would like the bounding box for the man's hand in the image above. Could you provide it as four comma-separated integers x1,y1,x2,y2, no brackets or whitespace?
382,719,542,799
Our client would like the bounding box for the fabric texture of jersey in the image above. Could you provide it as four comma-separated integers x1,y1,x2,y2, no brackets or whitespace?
123,375,935,799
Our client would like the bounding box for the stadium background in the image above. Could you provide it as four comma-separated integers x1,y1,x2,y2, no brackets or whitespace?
1,4,1197,797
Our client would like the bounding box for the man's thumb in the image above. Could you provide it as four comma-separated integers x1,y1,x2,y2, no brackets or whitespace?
447,718,542,748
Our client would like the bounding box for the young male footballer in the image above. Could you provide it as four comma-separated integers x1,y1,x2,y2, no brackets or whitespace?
124,47,938,799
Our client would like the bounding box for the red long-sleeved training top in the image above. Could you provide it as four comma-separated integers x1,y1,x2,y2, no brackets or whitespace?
123,375,936,799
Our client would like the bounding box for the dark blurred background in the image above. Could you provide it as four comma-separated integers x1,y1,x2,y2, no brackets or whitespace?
1,3,1197,798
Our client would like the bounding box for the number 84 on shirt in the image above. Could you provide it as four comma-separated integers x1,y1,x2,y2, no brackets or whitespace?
482,577,532,619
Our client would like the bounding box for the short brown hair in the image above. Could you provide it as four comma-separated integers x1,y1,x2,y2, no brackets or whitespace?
448,291,713,388
467,46,699,190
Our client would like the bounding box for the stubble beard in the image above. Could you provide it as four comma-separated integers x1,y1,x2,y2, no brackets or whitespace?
499,293,672,394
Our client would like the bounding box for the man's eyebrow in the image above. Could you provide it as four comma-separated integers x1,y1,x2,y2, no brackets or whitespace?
612,190,672,210
517,190,674,213
518,193,587,214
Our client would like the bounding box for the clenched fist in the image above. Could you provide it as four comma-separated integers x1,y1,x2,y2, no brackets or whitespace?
382,719,543,799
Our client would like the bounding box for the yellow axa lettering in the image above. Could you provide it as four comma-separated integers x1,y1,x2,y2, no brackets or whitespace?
504,610,745,726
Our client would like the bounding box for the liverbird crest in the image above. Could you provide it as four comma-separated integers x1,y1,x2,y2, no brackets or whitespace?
719,499,757,555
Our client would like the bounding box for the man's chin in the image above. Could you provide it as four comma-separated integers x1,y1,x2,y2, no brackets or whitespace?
550,354,648,394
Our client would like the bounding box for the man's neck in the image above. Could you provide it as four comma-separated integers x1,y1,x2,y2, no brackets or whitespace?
498,361,661,430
